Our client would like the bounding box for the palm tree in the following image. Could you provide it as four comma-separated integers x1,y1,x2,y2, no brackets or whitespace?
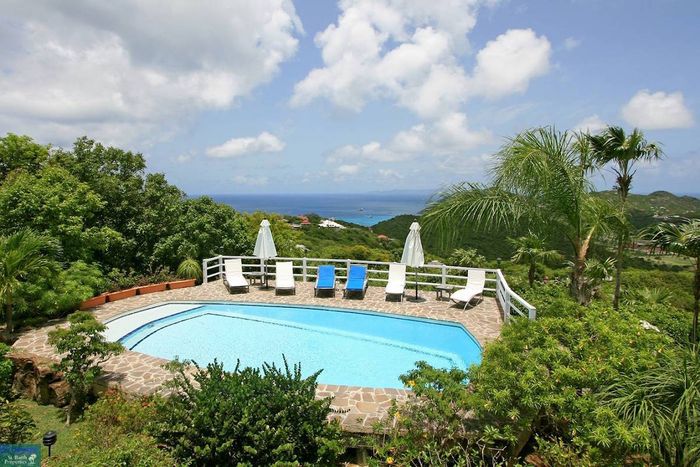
423,127,615,305
588,127,663,310
0,230,56,338
604,349,700,466
507,233,562,286
645,219,700,344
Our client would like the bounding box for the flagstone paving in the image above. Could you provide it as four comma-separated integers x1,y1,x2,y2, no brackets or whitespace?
11,280,503,433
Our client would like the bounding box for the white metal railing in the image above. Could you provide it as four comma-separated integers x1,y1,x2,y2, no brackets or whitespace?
202,255,536,321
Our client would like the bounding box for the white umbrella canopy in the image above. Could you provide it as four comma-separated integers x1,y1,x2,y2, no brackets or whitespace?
401,221,425,299
253,219,277,288
253,219,277,259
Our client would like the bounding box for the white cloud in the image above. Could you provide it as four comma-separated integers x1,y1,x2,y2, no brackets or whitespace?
378,168,404,179
563,37,580,50
206,132,285,158
574,114,607,134
621,90,694,130
336,164,361,175
328,112,491,164
0,0,302,145
291,1,549,120
469,29,551,98
233,175,270,186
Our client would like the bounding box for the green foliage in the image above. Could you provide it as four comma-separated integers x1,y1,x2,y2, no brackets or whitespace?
603,348,700,466
447,248,486,269
374,286,672,464
0,401,35,444
321,244,392,262
0,133,49,180
176,257,202,281
0,344,13,400
0,166,118,262
154,358,343,466
508,233,563,286
371,362,507,465
152,197,252,269
0,230,58,336
52,390,175,467
48,312,123,423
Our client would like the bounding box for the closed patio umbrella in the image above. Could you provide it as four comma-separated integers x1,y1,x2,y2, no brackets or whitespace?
401,221,425,300
253,219,277,288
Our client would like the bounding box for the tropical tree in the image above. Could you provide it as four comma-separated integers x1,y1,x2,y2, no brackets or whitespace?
0,230,57,338
645,218,700,344
604,349,700,466
588,126,663,309
423,127,615,304
48,312,123,424
507,233,562,286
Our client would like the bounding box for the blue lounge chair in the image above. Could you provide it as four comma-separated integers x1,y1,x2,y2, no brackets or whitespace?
343,264,368,298
315,265,336,297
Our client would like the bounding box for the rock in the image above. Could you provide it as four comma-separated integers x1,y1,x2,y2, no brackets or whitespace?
8,351,65,406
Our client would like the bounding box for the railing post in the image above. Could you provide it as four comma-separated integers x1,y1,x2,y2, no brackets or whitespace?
346,259,351,279
528,307,537,320
302,257,307,282
217,255,224,280
441,264,447,285
203,258,209,284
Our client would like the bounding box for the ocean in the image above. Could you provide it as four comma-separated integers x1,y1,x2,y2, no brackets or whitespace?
210,192,433,227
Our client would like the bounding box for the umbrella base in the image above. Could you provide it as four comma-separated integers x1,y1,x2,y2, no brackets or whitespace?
406,296,427,303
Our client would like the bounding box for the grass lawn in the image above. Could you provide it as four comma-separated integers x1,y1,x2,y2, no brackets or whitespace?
14,399,80,461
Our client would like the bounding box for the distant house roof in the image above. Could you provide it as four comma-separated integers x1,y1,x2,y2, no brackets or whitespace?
299,215,311,225
319,219,345,229
377,234,389,240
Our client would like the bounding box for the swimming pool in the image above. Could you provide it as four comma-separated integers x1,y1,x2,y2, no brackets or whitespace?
105,302,482,389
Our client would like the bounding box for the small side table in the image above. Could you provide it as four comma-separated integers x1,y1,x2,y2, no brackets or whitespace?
248,271,264,286
434,284,454,301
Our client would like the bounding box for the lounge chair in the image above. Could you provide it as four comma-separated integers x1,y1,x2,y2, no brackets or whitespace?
223,258,250,293
385,263,406,301
314,265,336,297
343,264,368,298
274,261,296,295
451,270,486,309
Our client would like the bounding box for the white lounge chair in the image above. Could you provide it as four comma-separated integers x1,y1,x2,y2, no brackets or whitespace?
385,263,406,301
451,270,485,309
223,259,249,293
275,261,296,295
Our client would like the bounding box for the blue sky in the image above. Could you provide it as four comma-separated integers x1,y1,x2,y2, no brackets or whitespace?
1,1,698,195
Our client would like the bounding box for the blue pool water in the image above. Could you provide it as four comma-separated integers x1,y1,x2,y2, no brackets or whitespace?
117,303,481,388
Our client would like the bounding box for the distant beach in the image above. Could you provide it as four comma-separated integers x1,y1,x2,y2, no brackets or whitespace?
210,192,433,227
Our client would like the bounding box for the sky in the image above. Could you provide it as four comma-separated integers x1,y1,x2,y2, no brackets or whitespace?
0,0,698,195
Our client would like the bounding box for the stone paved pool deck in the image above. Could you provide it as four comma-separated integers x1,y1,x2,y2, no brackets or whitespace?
11,280,502,433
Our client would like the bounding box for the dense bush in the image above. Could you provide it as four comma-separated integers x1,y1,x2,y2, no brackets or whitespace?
0,401,34,444
48,312,123,423
0,344,13,400
154,359,343,466
52,390,174,466
372,288,672,465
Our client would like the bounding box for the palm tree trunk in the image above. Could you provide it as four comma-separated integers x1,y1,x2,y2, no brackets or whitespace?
693,257,699,345
613,236,624,310
570,257,587,305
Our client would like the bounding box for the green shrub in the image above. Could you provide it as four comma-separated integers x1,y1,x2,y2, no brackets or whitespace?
154,359,343,466
176,258,202,281
52,390,175,467
48,312,123,423
0,401,35,443
0,344,13,400
447,248,486,269
372,297,672,465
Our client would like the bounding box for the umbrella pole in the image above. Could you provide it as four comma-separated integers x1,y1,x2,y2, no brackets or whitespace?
414,269,419,299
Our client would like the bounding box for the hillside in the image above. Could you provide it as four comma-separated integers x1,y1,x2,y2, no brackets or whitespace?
595,190,700,227
371,191,700,260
